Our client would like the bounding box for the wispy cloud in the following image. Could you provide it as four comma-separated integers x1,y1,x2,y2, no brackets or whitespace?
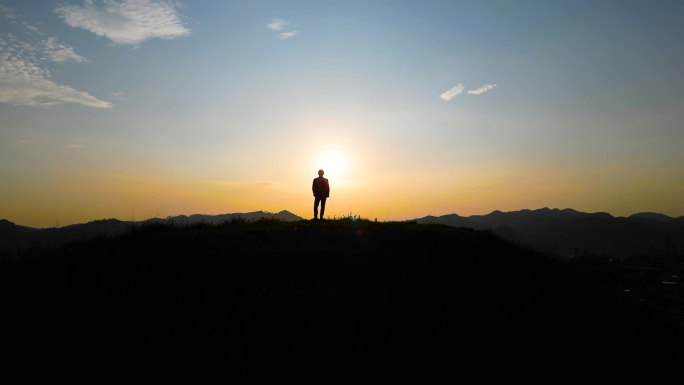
67,143,84,149
55,0,190,45
267,18,298,39
0,34,111,108
440,83,498,101
467,83,497,95
278,31,298,39
42,37,87,63
23,22,42,34
0,33,85,66
1,3,44,37
0,54,112,108
0,4,106,108
439,84,464,101
0,4,18,22
267,18,288,31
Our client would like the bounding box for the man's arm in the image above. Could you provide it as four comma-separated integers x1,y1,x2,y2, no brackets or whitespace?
325,179,330,197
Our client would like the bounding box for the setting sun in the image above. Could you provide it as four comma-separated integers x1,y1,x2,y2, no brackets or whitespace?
315,150,349,179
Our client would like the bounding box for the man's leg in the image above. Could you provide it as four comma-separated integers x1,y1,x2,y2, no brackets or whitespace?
313,197,320,219
320,198,326,219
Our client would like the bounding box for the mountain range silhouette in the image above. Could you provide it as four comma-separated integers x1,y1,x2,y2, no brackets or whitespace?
0,210,300,256
2,208,683,259
416,207,684,259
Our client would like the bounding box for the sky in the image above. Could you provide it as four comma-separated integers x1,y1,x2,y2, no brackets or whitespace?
1,0,683,227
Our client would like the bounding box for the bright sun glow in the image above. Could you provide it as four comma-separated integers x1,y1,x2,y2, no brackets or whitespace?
315,150,349,178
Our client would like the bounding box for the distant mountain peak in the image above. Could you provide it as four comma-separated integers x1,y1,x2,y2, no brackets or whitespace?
91,218,124,224
440,213,462,219
629,212,674,222
0,219,35,231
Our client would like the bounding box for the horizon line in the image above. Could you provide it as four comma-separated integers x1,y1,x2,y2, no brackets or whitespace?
3,206,683,229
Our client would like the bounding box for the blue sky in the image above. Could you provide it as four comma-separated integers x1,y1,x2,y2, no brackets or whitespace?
1,0,684,226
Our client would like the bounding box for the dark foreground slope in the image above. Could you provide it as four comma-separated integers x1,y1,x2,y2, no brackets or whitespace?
1,219,681,373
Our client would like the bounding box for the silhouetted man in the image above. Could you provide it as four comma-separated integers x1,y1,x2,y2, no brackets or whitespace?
312,169,330,220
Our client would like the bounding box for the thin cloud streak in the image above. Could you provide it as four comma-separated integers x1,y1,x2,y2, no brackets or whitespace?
55,0,190,45
42,37,87,63
1,4,44,36
439,84,464,101
0,4,18,22
0,55,112,108
467,84,497,95
267,19,288,31
278,31,299,39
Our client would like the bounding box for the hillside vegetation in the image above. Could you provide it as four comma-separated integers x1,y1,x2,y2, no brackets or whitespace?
1,219,681,373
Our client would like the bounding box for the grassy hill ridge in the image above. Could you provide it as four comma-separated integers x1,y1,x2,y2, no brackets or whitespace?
1,219,681,372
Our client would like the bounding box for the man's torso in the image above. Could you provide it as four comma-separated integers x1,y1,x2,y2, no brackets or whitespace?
313,177,329,197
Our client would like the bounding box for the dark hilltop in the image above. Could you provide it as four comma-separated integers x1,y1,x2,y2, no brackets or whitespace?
1,217,682,374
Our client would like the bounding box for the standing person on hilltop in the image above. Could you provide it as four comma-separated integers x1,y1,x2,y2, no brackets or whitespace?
312,169,330,221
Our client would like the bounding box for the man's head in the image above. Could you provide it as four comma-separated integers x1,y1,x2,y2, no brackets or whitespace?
318,169,324,177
